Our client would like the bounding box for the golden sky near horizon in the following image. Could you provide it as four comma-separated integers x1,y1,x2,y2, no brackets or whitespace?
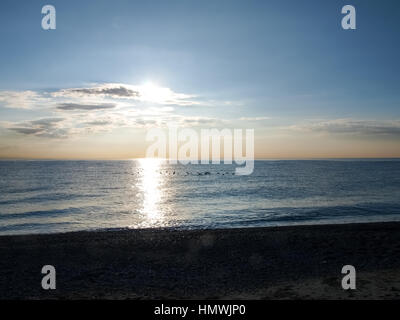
1,126,399,160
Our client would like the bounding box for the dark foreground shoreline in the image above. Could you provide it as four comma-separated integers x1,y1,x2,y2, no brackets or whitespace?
1,222,400,299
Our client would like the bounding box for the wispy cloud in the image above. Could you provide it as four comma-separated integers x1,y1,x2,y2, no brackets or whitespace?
57,103,117,111
84,120,113,126
10,127,44,135
0,90,48,109
58,85,140,98
1,107,226,140
0,83,199,111
0,83,244,141
51,83,198,106
290,119,400,137
239,117,270,121
6,117,68,139
180,116,224,126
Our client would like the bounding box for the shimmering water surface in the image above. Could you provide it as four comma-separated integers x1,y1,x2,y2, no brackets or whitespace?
1,159,400,235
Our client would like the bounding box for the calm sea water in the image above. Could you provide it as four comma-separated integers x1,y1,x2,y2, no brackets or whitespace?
1,159,400,235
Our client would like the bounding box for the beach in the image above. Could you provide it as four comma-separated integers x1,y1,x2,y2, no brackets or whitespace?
1,221,400,299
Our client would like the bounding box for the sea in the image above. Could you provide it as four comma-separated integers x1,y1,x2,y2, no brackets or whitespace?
1,159,400,235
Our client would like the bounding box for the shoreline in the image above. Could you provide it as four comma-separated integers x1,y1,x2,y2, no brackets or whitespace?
3,216,400,237
1,221,400,299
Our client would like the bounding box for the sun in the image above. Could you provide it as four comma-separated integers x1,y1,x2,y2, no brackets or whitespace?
139,82,173,104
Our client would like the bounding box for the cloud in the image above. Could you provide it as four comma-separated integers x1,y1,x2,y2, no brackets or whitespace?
52,83,198,106
0,83,237,141
55,85,140,98
239,117,270,121
57,103,117,111
290,119,400,137
134,118,157,126
9,127,44,135
6,117,69,139
0,83,202,116
3,111,166,139
0,91,47,109
84,120,113,126
181,117,222,125
30,118,64,126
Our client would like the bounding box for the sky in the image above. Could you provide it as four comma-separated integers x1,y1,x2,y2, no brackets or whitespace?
0,0,399,159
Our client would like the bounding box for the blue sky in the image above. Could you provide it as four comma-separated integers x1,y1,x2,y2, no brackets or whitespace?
0,0,399,159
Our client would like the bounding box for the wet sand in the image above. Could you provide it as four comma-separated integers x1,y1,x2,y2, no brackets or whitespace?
1,222,400,299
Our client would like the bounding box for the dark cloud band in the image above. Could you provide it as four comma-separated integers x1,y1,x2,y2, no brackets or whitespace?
57,103,117,111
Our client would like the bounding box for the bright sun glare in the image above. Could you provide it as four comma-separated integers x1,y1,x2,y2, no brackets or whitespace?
137,158,164,226
139,82,173,104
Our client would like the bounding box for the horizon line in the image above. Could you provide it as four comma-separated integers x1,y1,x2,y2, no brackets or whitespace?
1,157,400,161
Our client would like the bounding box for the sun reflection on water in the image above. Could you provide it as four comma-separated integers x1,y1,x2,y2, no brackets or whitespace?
137,158,164,227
